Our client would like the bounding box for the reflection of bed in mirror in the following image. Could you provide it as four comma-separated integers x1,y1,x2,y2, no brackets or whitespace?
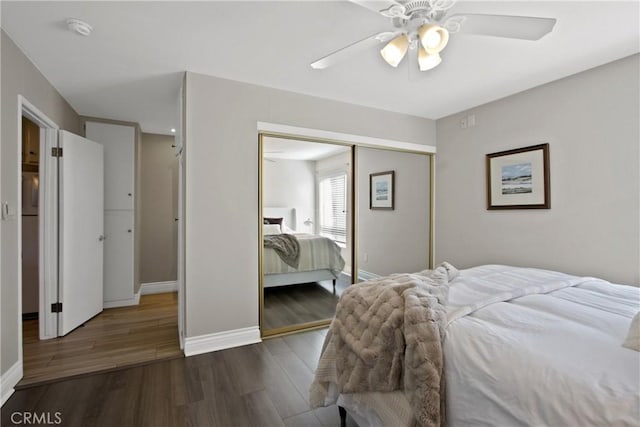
263,207,345,288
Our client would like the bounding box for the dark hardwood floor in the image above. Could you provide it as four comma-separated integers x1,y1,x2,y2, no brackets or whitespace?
2,328,357,427
20,293,181,386
263,274,350,330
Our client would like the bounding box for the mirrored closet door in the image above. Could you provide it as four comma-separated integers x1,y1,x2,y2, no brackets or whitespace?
259,134,355,336
356,147,433,282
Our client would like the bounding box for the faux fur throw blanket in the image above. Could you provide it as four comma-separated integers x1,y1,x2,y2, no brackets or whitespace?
264,234,300,269
310,262,459,427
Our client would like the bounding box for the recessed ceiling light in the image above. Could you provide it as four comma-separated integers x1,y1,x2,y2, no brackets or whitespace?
170,128,176,133
67,18,93,36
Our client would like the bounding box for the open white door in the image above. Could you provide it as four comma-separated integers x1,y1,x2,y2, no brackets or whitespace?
58,130,104,336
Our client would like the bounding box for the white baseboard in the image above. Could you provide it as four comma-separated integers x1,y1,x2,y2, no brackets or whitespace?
1,360,23,407
184,326,261,357
103,291,140,309
358,269,382,281
140,281,177,295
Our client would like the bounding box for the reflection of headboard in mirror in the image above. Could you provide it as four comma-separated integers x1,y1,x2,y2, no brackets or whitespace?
263,207,297,231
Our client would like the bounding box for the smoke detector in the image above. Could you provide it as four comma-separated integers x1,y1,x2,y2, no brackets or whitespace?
66,18,93,36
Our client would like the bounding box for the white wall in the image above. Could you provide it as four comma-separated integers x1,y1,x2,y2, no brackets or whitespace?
1,31,82,376
263,159,315,231
357,148,431,277
185,72,436,338
316,151,351,175
436,54,640,286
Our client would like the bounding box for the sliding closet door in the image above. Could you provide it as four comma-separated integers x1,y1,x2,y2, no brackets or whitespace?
260,135,355,337
356,147,431,280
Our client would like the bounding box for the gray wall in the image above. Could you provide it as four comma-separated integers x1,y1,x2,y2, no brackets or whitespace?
1,30,82,375
140,132,178,284
357,148,431,277
185,72,436,337
263,159,315,231
436,54,640,286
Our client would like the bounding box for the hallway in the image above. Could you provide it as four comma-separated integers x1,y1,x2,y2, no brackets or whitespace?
20,293,181,386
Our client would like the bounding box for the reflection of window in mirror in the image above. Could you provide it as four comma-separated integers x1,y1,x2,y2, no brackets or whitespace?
318,173,347,246
260,135,354,337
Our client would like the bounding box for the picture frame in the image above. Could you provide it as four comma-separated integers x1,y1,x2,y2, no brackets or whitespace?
486,143,550,210
370,170,395,210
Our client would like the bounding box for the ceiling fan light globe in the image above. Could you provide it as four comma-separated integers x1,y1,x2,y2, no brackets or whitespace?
423,32,441,49
418,47,442,71
418,24,449,54
380,34,409,67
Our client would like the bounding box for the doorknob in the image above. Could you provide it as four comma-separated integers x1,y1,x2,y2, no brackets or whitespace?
98,235,106,241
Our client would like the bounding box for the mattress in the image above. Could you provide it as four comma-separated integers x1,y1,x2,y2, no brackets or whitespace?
334,265,640,426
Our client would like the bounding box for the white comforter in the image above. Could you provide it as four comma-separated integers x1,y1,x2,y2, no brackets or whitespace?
445,265,640,426
263,233,345,276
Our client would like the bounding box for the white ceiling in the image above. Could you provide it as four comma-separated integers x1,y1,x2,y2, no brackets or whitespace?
263,136,350,161
2,1,638,135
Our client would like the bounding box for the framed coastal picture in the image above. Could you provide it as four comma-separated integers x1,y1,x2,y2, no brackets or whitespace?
486,143,550,210
370,171,394,210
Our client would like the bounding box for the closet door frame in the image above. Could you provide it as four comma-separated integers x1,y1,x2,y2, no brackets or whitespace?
258,133,356,338
257,124,436,339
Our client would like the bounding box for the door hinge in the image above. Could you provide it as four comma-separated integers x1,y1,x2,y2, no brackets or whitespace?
51,147,63,157
51,302,63,313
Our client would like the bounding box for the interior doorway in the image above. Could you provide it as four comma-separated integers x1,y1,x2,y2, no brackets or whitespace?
18,96,59,344
17,98,182,387
20,116,41,329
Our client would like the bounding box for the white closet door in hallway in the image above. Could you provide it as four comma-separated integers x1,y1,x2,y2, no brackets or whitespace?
103,211,134,303
86,121,137,308
86,122,134,210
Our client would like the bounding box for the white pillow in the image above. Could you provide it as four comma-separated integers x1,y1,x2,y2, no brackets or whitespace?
623,312,640,352
264,224,281,235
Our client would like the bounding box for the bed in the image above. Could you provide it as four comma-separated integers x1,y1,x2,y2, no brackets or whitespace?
263,207,345,288
313,264,640,426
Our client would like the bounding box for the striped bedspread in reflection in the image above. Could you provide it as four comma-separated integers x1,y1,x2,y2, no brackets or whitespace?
264,233,345,276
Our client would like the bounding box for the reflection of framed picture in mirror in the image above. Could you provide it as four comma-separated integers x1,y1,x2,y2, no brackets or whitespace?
486,143,550,210
370,170,395,210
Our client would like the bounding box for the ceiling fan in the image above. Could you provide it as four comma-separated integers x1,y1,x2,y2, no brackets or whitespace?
310,0,557,72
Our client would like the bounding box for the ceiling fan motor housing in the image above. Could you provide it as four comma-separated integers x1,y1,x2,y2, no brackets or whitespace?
404,0,454,18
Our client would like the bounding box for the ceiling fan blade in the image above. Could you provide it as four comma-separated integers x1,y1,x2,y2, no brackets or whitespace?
347,0,405,16
449,13,557,40
310,32,395,70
